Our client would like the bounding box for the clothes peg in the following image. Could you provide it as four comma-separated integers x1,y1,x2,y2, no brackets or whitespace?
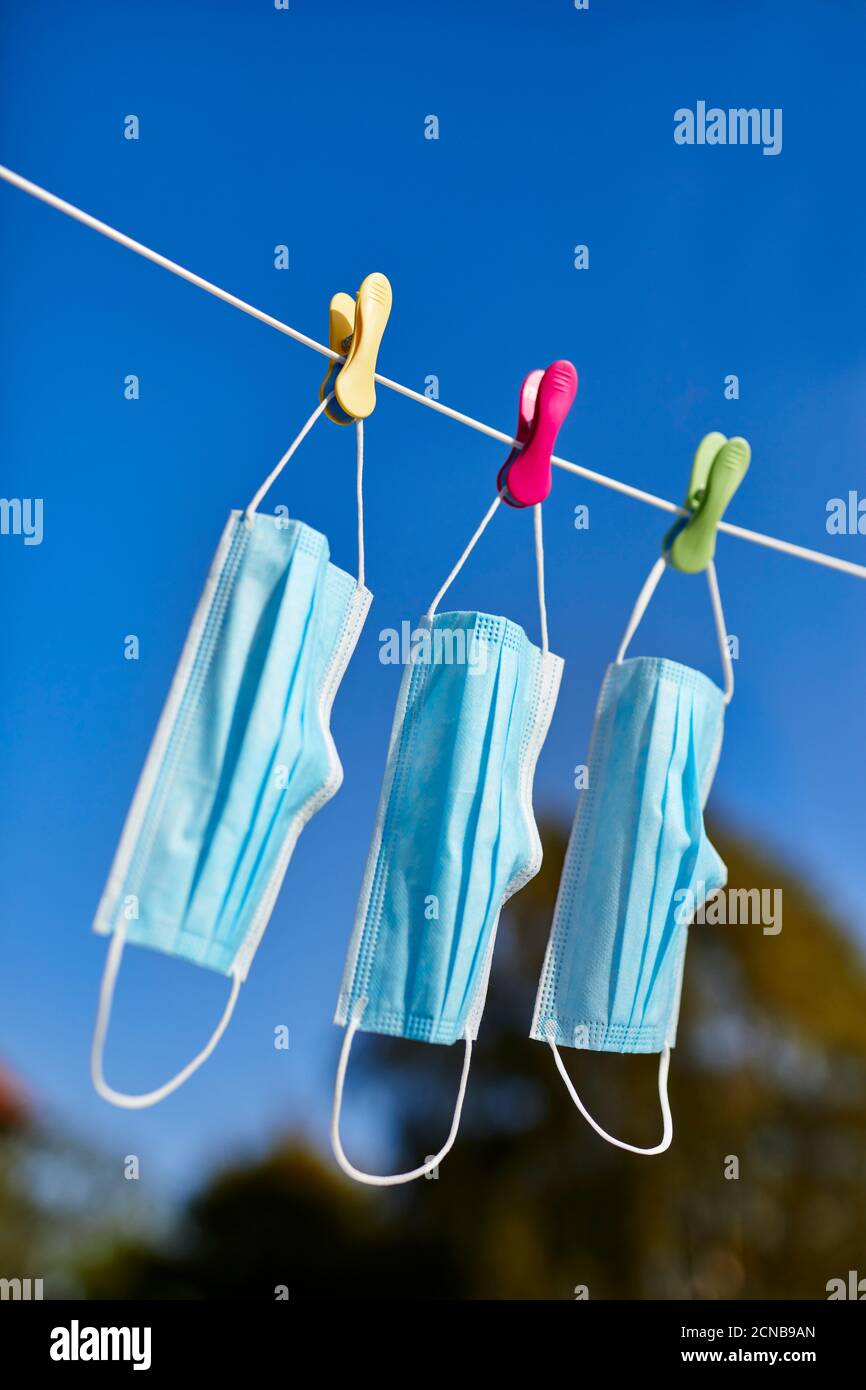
319,273,392,424
320,292,357,424
663,432,751,573
497,360,578,507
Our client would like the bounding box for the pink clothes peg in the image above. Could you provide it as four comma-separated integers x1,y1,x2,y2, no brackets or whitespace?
497,360,578,507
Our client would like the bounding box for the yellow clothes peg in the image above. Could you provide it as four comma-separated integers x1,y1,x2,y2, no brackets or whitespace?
320,273,392,424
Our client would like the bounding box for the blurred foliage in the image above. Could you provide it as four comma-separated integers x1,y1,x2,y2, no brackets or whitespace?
5,819,866,1300
0,1114,154,1299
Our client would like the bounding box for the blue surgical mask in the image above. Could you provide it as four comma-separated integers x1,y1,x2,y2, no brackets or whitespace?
531,556,732,1154
92,400,371,1108
331,498,562,1184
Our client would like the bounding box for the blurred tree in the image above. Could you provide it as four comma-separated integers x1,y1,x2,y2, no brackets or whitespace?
81,1145,463,1300
76,820,866,1301
0,1070,155,1299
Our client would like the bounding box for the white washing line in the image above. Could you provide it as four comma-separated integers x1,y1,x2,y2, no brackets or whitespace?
1,161,864,583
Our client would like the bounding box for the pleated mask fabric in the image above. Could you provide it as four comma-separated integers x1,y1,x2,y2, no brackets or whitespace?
94,512,370,980
531,653,726,1054
336,611,562,1045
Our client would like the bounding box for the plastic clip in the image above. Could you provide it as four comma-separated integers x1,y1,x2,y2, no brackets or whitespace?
497,360,578,507
320,273,392,424
663,432,751,573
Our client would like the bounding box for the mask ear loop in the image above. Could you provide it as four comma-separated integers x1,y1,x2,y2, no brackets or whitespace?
616,556,734,704
426,490,549,652
546,1022,673,1155
244,394,332,526
615,556,666,664
426,494,502,621
244,393,366,591
705,560,733,704
330,998,474,1186
91,920,242,1109
354,419,365,589
533,503,549,655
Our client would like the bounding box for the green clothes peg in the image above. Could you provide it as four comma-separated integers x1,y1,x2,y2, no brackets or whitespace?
663,432,751,573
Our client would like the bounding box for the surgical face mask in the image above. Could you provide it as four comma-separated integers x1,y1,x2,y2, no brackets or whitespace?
91,398,371,1108
331,499,562,1184
531,556,733,1154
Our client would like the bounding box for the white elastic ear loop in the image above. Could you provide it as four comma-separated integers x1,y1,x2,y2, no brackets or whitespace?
91,922,242,1109
426,493,548,652
547,1028,674,1156
533,503,549,656
616,557,667,664
616,556,734,704
244,394,333,527
355,418,365,589
706,560,734,705
426,494,502,621
330,998,474,1186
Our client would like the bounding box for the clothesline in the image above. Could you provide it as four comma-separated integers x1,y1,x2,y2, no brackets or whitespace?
2,161,863,582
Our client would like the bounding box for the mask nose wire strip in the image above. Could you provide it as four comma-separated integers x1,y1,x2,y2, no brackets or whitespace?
91,920,242,1109
547,1034,674,1156
330,999,474,1186
615,556,734,705
243,394,333,530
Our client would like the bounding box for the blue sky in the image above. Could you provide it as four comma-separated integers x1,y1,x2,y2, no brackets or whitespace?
1,0,865,1194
